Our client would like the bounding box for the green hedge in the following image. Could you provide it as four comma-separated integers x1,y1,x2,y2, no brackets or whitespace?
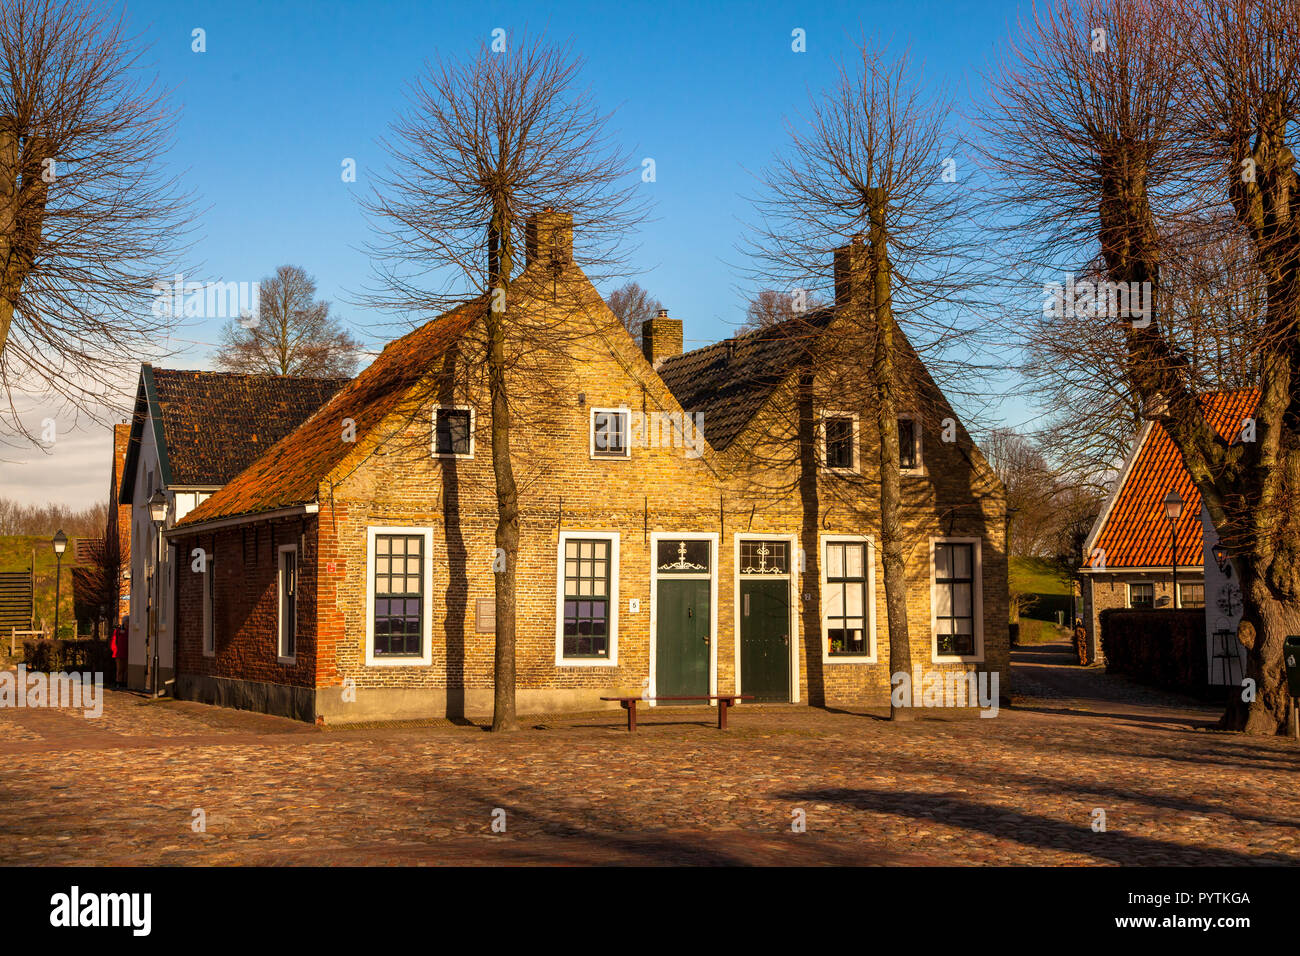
1099,608,1208,693
23,638,113,674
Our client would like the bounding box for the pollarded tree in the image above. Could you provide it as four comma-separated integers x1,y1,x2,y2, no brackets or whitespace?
215,265,361,378
745,43,995,719
0,0,192,439
364,31,644,731
983,0,1300,733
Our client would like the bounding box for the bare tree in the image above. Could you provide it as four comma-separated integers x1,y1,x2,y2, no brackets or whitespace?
745,43,995,719
0,0,192,438
605,280,662,344
741,288,827,332
216,265,360,378
982,0,1300,733
984,428,1058,557
364,33,644,731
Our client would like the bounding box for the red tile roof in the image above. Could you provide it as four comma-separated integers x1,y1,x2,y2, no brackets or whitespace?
176,299,482,528
1090,390,1258,569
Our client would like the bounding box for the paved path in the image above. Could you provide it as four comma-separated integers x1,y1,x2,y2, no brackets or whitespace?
1,647,1295,866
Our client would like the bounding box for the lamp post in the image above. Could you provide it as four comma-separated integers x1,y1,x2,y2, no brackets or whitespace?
147,490,167,696
1163,490,1184,609
52,530,67,638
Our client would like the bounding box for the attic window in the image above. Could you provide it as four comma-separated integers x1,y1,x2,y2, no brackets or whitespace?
591,408,630,459
433,407,473,458
821,413,858,472
898,415,923,473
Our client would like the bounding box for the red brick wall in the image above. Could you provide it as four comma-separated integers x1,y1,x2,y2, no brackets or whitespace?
174,518,317,688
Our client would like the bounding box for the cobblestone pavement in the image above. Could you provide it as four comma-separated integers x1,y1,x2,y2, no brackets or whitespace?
2,642,1296,866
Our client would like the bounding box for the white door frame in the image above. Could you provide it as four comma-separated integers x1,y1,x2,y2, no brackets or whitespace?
733,532,800,704
648,532,718,706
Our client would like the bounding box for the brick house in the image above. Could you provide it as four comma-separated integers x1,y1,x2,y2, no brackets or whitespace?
118,367,349,691
107,422,132,627
167,211,1009,723
1079,390,1254,681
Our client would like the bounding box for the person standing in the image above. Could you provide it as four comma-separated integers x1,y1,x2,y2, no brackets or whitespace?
1073,618,1089,666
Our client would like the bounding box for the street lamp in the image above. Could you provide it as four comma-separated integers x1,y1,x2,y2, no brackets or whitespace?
51,530,67,638
1163,490,1184,609
147,490,167,697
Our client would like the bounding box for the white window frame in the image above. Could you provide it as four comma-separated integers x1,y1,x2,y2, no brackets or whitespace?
818,409,860,473
898,412,924,476
365,526,435,667
930,536,983,663
819,534,877,664
431,405,475,459
1179,580,1206,609
589,407,632,460
277,544,298,665
1126,580,1156,609
555,530,620,666
202,553,216,657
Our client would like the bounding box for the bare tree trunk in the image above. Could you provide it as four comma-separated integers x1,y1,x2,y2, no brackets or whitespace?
868,191,915,721
488,211,520,732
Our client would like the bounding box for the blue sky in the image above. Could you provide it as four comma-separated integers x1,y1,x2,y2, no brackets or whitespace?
4,0,1035,508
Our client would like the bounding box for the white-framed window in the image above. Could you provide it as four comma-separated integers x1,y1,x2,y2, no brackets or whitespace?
898,413,923,474
930,537,983,662
590,408,631,459
555,531,619,665
819,410,859,472
1180,582,1205,608
1127,582,1155,609
202,554,216,657
365,526,434,667
820,534,877,663
277,544,298,664
432,405,474,458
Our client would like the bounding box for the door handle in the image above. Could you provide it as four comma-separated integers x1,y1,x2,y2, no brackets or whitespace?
782,634,789,646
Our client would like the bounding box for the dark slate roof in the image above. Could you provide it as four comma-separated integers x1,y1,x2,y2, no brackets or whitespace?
656,309,834,450
119,367,350,502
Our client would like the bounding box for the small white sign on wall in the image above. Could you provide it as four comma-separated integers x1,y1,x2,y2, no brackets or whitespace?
629,598,640,613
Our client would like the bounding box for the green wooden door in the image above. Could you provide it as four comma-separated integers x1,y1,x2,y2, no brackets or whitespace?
741,579,790,702
656,578,710,697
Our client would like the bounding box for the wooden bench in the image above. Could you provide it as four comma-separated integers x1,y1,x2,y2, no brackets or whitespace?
599,694,754,732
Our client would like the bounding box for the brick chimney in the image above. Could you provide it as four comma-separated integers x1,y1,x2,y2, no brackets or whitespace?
834,233,869,307
526,207,573,268
641,309,683,367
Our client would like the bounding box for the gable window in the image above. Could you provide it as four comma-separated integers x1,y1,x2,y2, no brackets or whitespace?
1129,583,1154,609
825,416,856,470
365,527,434,666
898,416,921,472
277,545,297,662
372,534,425,658
202,555,216,656
822,537,874,659
932,539,982,660
591,409,630,459
556,532,619,664
433,406,474,458
1180,582,1205,608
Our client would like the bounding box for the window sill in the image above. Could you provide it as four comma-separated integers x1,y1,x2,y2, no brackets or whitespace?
433,451,474,460
277,655,297,666
824,653,877,664
556,657,617,667
366,655,432,668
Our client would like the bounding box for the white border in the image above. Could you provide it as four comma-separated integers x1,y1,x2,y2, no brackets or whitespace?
817,409,860,474
555,530,620,666
277,543,298,664
930,536,984,663
733,533,800,703
431,405,475,459
648,532,719,704
589,407,632,460
364,526,435,667
819,534,878,664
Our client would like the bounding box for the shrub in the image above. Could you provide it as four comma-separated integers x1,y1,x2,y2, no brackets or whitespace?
22,638,113,674
1099,609,1208,694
